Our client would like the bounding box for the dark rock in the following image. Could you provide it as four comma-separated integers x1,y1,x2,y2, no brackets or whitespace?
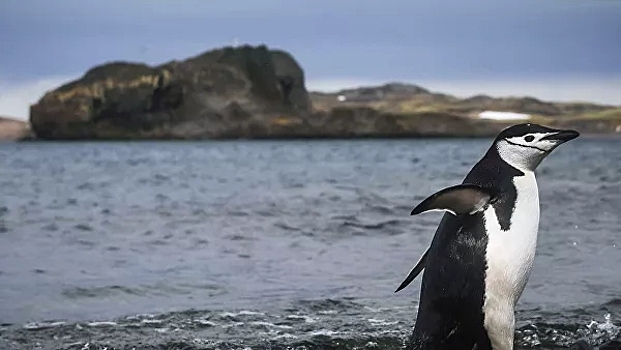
30,45,312,140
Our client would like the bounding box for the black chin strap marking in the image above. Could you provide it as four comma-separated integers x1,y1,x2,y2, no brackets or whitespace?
505,139,547,152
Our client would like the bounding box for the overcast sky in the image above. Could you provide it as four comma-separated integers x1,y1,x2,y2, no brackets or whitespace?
1,0,620,120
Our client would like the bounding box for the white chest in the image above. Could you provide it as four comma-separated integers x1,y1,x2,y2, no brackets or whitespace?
484,172,540,300
482,171,540,350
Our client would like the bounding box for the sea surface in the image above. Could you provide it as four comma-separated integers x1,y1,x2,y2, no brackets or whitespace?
0,137,619,350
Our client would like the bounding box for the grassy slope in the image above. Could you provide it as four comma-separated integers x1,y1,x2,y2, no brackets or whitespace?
309,84,620,123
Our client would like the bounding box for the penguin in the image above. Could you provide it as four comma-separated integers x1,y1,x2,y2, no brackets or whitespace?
396,123,579,350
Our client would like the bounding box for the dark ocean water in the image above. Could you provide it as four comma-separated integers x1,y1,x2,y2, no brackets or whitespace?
0,137,619,350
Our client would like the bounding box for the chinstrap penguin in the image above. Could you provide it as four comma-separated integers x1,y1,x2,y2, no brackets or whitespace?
396,123,579,350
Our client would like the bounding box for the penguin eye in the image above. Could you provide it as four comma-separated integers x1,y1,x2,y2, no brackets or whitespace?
524,135,535,142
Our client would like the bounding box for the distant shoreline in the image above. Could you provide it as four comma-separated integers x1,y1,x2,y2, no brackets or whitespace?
4,114,621,143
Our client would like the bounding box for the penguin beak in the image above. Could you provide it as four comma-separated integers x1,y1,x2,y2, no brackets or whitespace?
541,129,580,143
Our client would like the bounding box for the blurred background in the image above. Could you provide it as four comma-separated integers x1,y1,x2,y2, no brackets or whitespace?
0,1,620,349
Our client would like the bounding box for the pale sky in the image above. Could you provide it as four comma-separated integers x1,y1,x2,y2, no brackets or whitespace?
1,0,621,120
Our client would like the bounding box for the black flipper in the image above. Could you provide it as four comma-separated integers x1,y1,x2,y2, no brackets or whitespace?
410,184,496,216
394,247,428,293
394,184,496,293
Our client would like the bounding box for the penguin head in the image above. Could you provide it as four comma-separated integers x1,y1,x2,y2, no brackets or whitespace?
494,123,580,171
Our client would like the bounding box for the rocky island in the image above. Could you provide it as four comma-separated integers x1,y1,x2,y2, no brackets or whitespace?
28,44,621,140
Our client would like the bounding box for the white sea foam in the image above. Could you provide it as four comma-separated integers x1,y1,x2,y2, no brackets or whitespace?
86,321,117,327
285,314,317,323
250,321,293,329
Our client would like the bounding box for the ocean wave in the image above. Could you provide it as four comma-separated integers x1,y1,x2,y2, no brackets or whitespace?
1,300,619,350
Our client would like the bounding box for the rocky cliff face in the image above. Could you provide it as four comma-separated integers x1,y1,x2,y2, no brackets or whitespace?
30,45,312,140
